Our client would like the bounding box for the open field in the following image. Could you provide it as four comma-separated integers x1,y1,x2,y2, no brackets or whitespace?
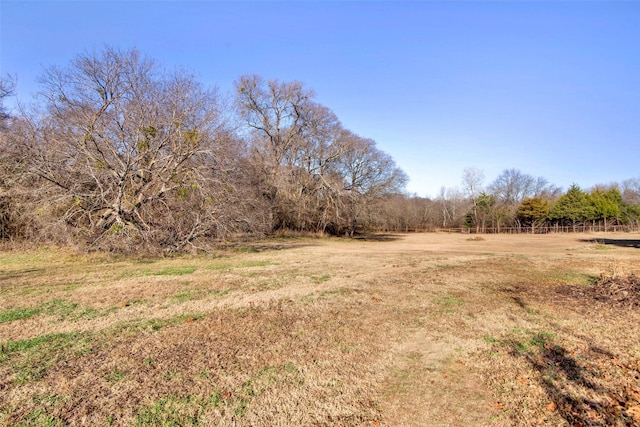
1,232,640,426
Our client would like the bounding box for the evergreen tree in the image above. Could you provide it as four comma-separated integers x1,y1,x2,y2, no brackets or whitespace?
591,187,622,229
517,197,550,228
548,184,595,227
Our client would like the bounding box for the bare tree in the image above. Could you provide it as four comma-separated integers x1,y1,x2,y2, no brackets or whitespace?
622,178,640,206
462,167,485,200
489,169,559,204
0,74,16,125
462,167,485,232
487,169,561,229
436,186,466,228
22,47,245,251
373,195,438,232
235,75,348,233
488,169,535,205
0,75,18,239
337,133,408,235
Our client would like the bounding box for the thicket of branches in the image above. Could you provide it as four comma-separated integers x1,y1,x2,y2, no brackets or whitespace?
0,47,407,252
2,48,639,252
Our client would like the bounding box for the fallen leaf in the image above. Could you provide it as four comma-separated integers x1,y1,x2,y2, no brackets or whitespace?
626,386,640,401
493,402,506,411
586,408,598,419
627,405,640,422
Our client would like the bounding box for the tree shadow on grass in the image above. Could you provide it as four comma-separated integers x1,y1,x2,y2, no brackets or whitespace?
515,341,630,426
580,238,640,249
502,288,640,426
216,241,318,253
351,233,402,242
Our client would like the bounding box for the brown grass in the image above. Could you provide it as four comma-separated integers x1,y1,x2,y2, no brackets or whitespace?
1,232,640,426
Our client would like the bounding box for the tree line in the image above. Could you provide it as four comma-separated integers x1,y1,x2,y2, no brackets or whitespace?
1,47,639,252
370,168,640,234
0,47,406,252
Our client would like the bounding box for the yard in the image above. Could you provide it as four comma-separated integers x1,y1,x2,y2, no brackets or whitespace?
1,232,639,426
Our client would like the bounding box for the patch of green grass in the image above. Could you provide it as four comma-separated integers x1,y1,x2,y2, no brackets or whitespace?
0,307,41,323
15,409,64,427
254,363,301,388
233,398,249,418
300,288,353,304
299,294,315,303
32,393,64,405
40,299,103,320
208,260,275,271
172,291,194,303
133,393,223,426
1,332,94,384
1,332,80,355
504,330,555,355
209,289,231,298
105,370,127,382
542,269,599,286
41,299,79,318
0,251,49,267
529,331,554,348
172,289,221,303
222,363,304,419
483,335,499,344
310,274,331,283
240,378,257,398
238,260,274,268
319,288,351,297
207,262,232,271
152,267,197,276
17,287,40,296
594,244,614,251
438,295,464,308
115,313,204,334
513,340,530,354
163,370,180,381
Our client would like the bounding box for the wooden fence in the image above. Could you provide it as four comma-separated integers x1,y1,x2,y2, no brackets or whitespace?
438,225,640,234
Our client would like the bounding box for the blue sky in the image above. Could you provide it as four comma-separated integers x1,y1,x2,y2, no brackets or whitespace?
2,1,639,197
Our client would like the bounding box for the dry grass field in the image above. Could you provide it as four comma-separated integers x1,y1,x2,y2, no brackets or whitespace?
1,232,640,426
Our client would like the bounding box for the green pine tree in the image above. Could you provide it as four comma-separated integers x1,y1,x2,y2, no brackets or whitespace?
549,184,595,227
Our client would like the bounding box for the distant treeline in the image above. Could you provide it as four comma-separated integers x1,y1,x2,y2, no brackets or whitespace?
370,169,640,234
1,47,639,252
